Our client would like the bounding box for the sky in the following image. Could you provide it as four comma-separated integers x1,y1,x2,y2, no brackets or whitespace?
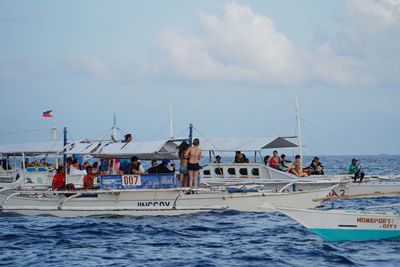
0,0,399,155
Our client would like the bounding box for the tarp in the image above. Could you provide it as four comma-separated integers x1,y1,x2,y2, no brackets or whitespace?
200,137,297,151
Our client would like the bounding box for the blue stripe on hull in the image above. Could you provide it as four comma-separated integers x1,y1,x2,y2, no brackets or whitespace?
308,228,400,241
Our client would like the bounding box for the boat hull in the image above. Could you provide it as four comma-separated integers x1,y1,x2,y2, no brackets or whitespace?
0,187,331,217
278,207,400,241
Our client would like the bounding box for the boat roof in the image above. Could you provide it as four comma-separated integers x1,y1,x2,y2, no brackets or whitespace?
0,141,63,155
66,140,179,160
200,137,297,151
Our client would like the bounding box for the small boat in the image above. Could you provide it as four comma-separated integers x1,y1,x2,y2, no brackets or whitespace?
276,207,400,241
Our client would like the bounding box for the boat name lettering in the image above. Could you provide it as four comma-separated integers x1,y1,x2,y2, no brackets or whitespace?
356,217,395,225
137,201,171,207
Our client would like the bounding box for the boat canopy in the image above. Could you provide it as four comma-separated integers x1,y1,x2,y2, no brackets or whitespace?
200,137,297,152
0,141,63,156
66,140,179,160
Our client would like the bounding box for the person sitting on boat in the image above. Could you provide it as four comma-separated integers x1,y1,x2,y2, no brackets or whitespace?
39,158,47,167
92,162,99,173
185,138,202,190
148,159,176,174
123,133,133,143
269,150,281,169
278,154,291,172
70,159,87,175
234,151,248,163
83,166,99,189
349,158,364,183
305,157,325,175
52,167,65,190
123,156,144,175
263,156,270,166
214,155,222,163
289,155,308,177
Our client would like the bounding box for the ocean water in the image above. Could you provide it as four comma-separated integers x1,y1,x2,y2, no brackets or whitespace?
1,156,400,267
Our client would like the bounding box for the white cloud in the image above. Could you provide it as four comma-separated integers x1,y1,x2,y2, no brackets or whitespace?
152,2,306,86
150,0,400,87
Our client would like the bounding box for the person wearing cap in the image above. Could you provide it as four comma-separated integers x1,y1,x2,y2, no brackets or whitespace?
147,159,176,174
349,158,364,183
305,156,325,175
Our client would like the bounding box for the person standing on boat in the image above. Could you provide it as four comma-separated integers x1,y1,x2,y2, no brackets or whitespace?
52,167,65,190
185,138,202,190
269,150,281,169
178,141,190,187
289,155,308,177
349,158,364,183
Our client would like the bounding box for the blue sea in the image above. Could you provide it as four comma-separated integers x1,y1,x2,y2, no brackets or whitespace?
1,155,400,267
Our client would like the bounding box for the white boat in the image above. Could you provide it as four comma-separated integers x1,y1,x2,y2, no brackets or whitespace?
276,207,400,241
0,174,334,217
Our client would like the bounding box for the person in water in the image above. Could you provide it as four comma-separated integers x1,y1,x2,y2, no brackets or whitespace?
269,150,281,169
289,155,308,177
305,157,325,175
278,154,291,172
349,158,364,183
184,138,202,190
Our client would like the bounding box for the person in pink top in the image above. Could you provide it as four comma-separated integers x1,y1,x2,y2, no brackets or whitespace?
269,150,281,169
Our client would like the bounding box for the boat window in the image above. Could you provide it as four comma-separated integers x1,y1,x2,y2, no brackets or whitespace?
215,168,223,175
227,168,236,175
252,168,259,176
239,168,248,176
203,170,211,176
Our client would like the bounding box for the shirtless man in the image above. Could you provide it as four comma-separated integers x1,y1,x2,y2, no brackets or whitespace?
184,138,202,190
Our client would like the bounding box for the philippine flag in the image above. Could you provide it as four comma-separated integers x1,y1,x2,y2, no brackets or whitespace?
42,110,53,118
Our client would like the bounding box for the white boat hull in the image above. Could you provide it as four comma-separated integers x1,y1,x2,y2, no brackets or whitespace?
0,187,332,217
277,207,400,241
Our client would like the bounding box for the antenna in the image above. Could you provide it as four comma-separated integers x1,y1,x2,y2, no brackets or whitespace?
295,97,303,166
111,112,117,142
169,101,173,139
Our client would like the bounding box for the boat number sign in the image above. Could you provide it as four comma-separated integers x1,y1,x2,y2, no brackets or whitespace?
122,175,142,186
356,217,397,229
328,189,346,197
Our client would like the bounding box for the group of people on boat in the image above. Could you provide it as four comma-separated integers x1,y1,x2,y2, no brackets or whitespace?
177,138,202,190
262,150,322,177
